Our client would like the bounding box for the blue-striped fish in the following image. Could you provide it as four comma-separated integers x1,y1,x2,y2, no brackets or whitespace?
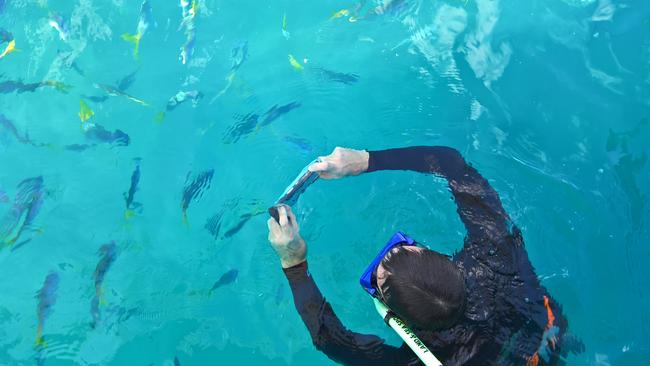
181,169,214,222
124,160,141,219
35,272,60,347
90,242,118,328
210,269,238,293
0,177,45,251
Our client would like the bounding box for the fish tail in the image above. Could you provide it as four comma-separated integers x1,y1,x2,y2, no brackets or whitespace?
154,111,166,123
288,54,303,71
121,32,142,59
125,209,136,220
35,326,46,348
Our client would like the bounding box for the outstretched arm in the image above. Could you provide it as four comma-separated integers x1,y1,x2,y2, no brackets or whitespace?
284,261,409,365
311,146,512,243
267,205,411,365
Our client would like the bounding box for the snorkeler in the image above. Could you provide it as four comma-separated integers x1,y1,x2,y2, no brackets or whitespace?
267,146,584,365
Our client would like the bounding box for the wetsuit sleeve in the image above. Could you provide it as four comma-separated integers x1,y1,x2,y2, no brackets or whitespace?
367,146,511,243
283,262,412,365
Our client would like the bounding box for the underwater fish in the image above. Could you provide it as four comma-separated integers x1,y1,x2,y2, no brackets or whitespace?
0,79,69,94
0,113,40,146
48,12,69,41
223,102,300,143
0,0,6,13
259,101,301,127
174,356,181,366
82,95,109,103
82,70,138,103
124,160,142,218
222,113,259,143
0,39,16,59
181,169,214,222
166,90,203,111
90,242,118,328
64,143,94,152
330,9,349,20
282,13,290,40
0,190,8,203
0,80,40,94
0,177,45,251
204,199,263,239
288,54,303,71
93,83,149,106
204,208,226,239
312,67,360,85
78,99,94,124
210,269,238,292
35,272,60,347
122,1,154,58
231,41,248,71
283,135,313,154
116,69,139,92
223,210,264,239
0,27,13,43
82,123,130,147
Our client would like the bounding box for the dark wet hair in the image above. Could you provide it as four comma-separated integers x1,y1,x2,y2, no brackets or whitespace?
378,247,466,331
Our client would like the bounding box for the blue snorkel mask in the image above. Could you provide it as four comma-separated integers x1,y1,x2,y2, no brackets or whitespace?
360,231,416,298
360,232,443,366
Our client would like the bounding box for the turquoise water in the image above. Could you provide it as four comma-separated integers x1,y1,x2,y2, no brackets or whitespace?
1,0,649,365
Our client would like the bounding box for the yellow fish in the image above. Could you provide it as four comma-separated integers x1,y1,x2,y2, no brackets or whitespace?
42,80,71,93
282,12,290,39
154,111,166,123
190,0,198,18
79,100,94,123
288,54,303,71
330,9,349,20
121,33,143,59
0,40,17,60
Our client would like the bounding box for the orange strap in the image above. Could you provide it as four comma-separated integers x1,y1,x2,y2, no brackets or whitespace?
526,296,556,366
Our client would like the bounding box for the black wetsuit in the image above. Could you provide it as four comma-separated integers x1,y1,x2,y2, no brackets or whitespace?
283,146,581,366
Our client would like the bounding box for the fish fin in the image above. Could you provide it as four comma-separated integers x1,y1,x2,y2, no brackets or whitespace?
10,239,31,252
35,337,47,348
35,328,47,348
121,33,142,59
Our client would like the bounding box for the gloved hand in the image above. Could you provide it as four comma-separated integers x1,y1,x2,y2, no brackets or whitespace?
267,205,307,268
308,147,369,179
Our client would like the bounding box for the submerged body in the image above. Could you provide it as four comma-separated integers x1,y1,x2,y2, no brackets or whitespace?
181,169,214,221
122,1,154,58
210,269,238,292
280,146,583,365
124,161,141,217
91,242,118,328
0,177,45,250
36,272,60,346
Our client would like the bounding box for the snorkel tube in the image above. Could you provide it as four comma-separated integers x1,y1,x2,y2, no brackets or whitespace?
373,298,443,366
268,159,320,222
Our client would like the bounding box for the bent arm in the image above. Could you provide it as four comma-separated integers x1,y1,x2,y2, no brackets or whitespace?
366,146,512,242
284,262,411,365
